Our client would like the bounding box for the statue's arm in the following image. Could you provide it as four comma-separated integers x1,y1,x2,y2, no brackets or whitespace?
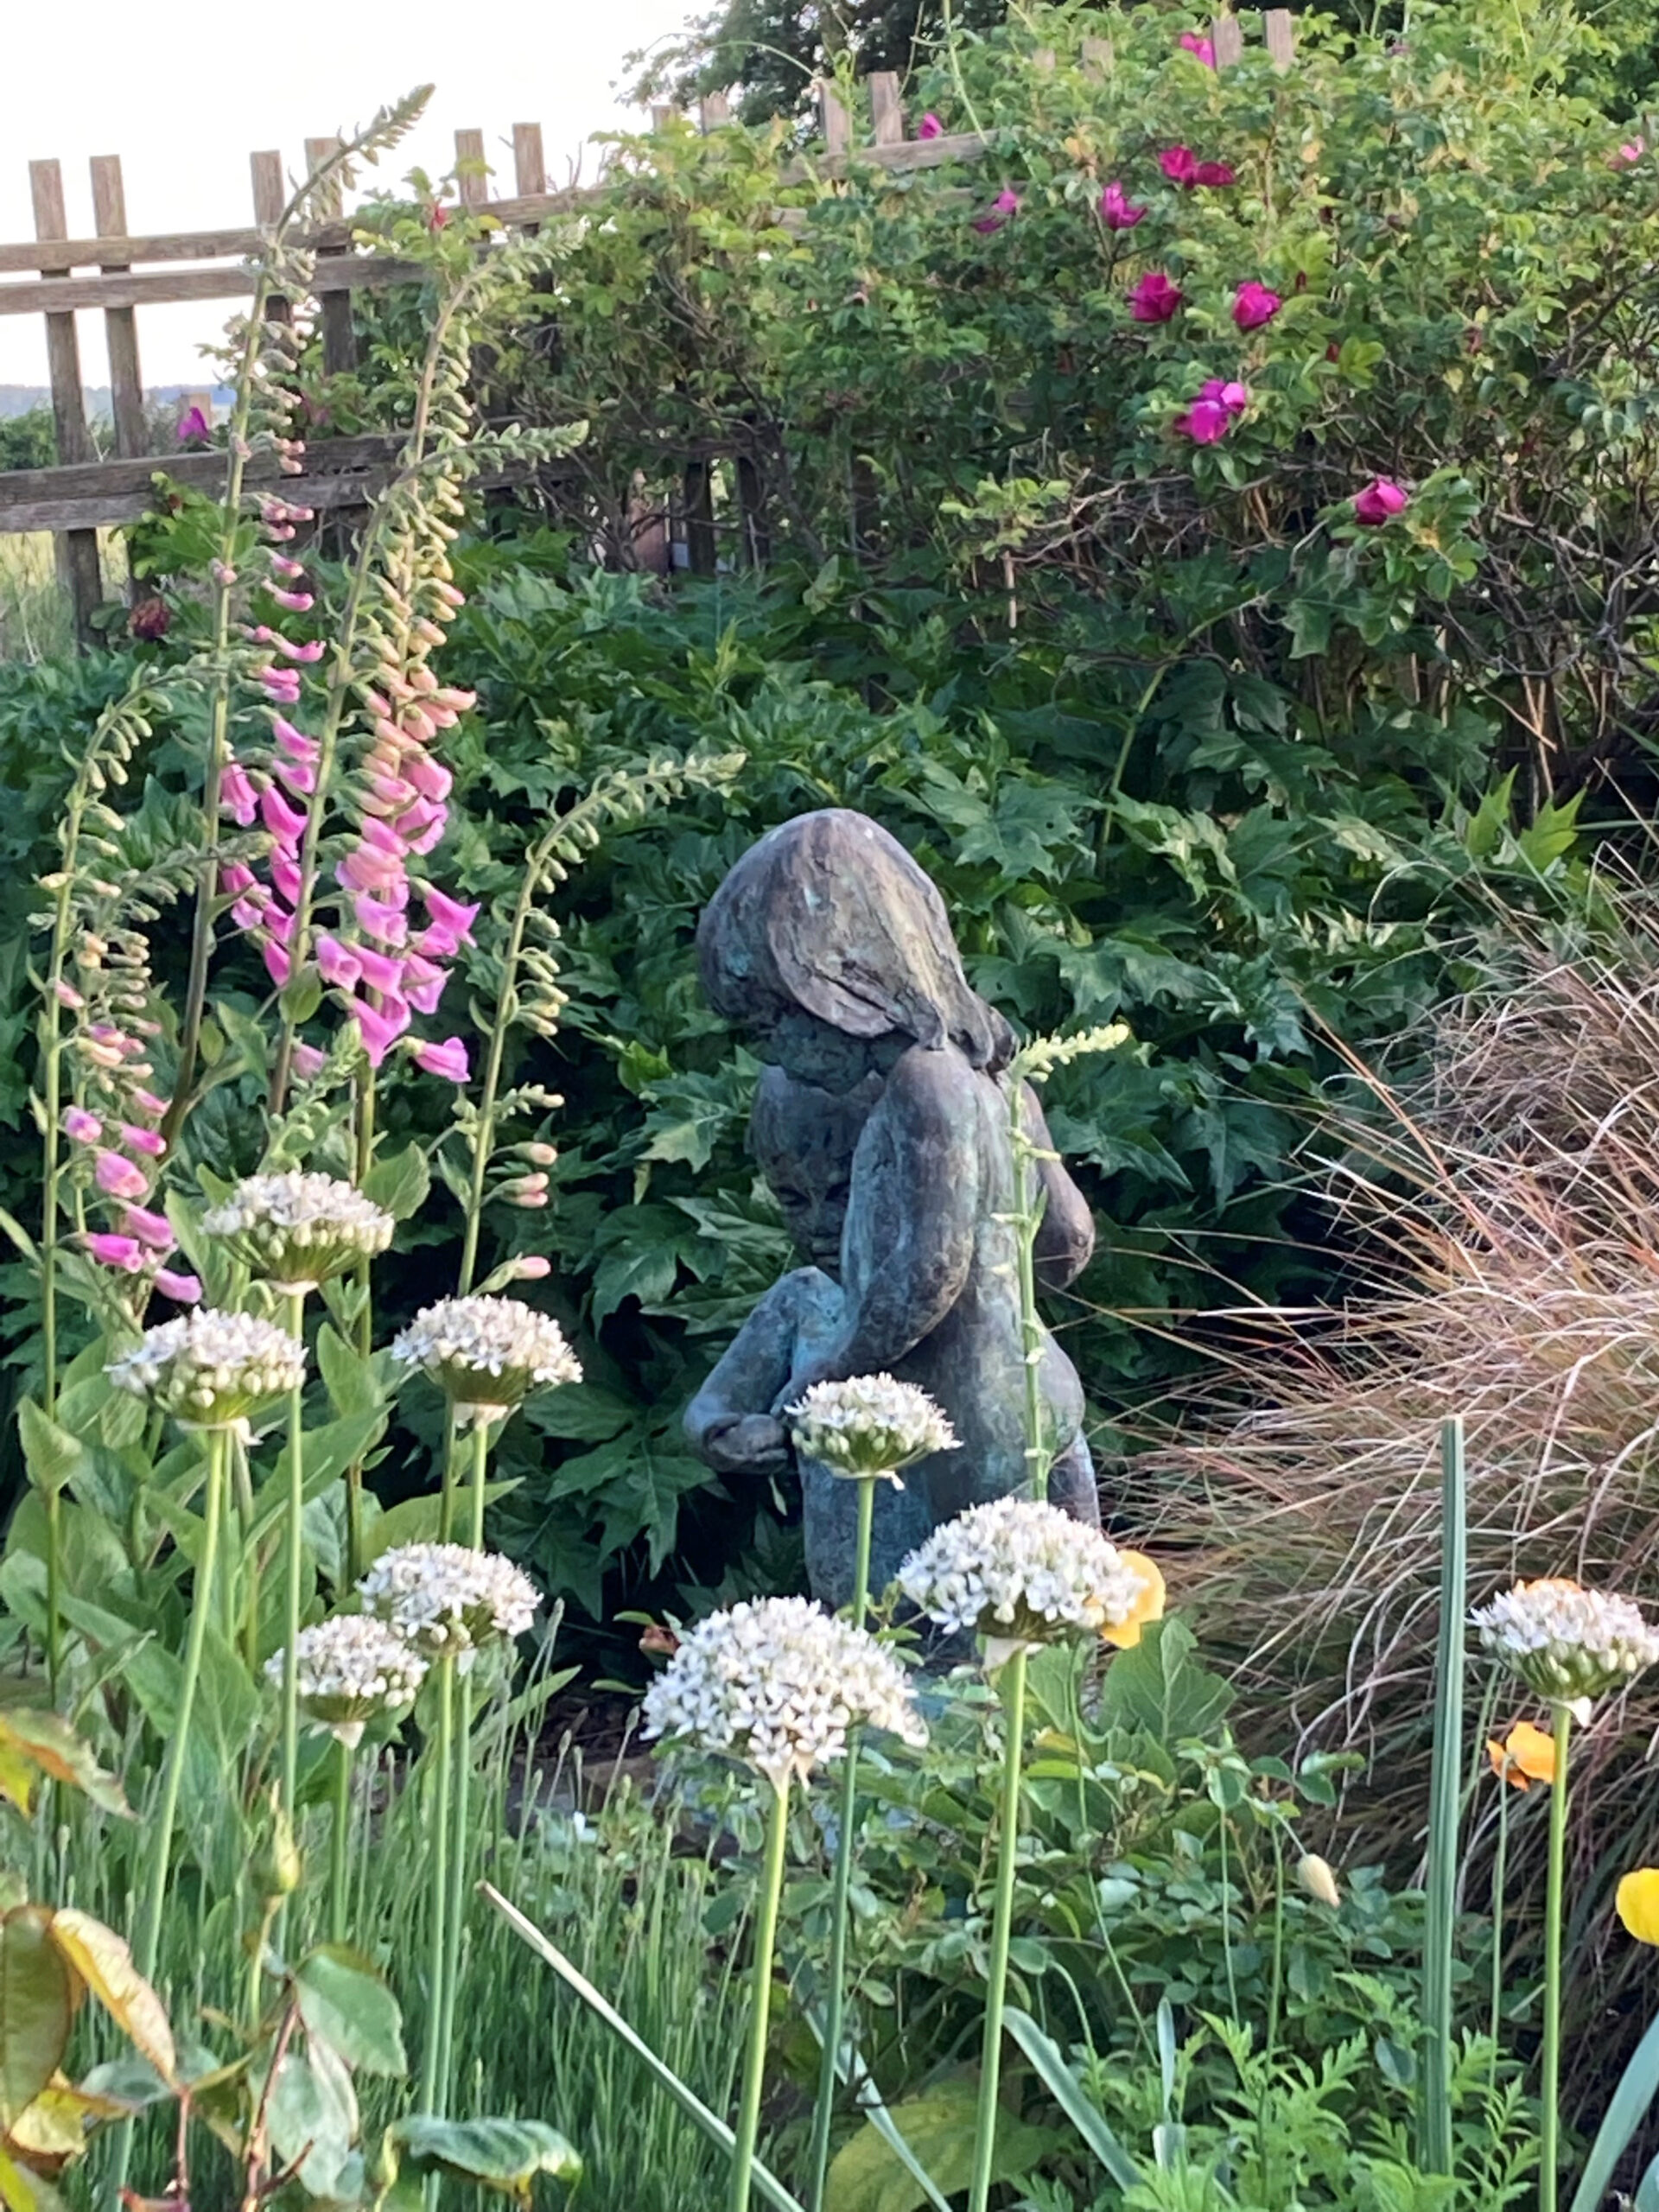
781,1049,976,1392
1021,1081,1096,1291
685,1276,811,1474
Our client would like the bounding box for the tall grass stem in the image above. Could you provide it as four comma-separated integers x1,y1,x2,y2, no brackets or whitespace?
420,1653,457,2120
278,1287,308,1849
1541,1703,1573,2212
1421,1412,1466,2175
969,1647,1028,2212
731,1777,791,2212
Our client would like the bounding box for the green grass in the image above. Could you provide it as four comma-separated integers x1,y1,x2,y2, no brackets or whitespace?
0,531,129,661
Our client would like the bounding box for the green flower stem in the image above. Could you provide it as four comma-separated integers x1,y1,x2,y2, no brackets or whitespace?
969,1645,1029,2212
110,1425,227,2206
806,1472,879,2212
732,1774,791,2212
329,1734,353,1946
278,1287,308,1852
1006,1084,1050,1502
345,1070,378,1587
1489,1767,1510,2093
433,1420,492,2111
1541,1703,1573,2212
419,1652,457,2121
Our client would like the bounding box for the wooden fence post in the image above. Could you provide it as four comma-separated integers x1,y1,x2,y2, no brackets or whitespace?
868,73,904,146
30,159,102,649
454,129,488,210
1263,10,1296,67
1211,14,1246,67
513,123,546,197
304,137,356,375
699,92,732,130
817,81,853,154
90,158,145,466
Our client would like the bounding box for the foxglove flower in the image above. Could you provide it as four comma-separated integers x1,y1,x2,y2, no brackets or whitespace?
410,1035,469,1083
1471,1578,1659,1716
264,1614,429,1746
359,1542,540,1661
391,1293,582,1424
785,1375,958,1484
899,1497,1162,1666
642,1594,925,1794
106,1307,305,1430
201,1171,395,1292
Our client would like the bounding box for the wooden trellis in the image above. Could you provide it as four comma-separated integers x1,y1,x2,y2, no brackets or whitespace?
0,11,1294,644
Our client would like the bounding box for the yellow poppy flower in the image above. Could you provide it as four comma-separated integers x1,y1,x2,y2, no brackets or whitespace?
1101,1550,1166,1649
1617,1868,1659,1946
1486,1720,1557,1790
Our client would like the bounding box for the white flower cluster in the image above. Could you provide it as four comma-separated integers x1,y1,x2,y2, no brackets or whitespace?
202,1171,394,1290
106,1306,305,1428
898,1497,1154,1660
785,1374,960,1484
641,1594,926,1794
390,1294,582,1423
358,1542,540,1662
265,1614,429,1746
1472,1578,1659,1711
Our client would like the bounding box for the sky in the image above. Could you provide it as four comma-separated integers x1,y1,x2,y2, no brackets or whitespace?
2,0,697,387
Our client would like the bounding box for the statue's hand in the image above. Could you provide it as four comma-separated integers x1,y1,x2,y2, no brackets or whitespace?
702,1414,791,1476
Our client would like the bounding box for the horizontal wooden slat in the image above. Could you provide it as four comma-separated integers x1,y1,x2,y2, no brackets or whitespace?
0,253,436,320
780,128,991,183
0,432,550,535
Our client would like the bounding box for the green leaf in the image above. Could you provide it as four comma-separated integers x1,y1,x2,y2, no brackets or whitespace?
265,2040,358,2198
362,1141,430,1222
295,1947,406,2077
15,1404,86,1505
1096,1618,1232,1745
1464,769,1516,861
590,1242,680,1328
825,2079,1051,2212
0,1912,75,2132
1001,2010,1140,2190
1569,2006,1659,2212
387,2117,581,2200
316,1327,385,1421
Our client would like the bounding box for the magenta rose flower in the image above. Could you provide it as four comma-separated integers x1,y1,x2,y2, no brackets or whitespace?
918,112,943,140
1174,399,1230,444
1353,478,1408,524
973,188,1021,235
1100,181,1147,230
1129,270,1184,323
1233,281,1281,330
1179,31,1216,64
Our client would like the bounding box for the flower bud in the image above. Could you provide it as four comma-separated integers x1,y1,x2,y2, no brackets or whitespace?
255,1791,302,1900
1297,1853,1341,1909
514,1143,559,1166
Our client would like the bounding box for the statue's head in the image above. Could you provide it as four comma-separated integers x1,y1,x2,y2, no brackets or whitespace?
749,1066,880,1274
696,809,1012,1092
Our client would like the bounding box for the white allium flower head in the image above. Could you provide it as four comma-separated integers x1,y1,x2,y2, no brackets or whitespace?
202,1171,394,1291
898,1497,1155,1664
1471,1578,1659,1714
105,1306,305,1430
641,1595,926,1796
357,1542,540,1662
785,1374,960,1485
390,1294,582,1424
265,1613,429,1746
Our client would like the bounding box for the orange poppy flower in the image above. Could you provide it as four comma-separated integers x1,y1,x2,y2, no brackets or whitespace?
1101,1550,1166,1650
1486,1719,1557,1790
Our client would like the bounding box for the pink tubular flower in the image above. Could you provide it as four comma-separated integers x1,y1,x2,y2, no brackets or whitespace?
53,980,85,1010
94,1149,149,1200
1233,280,1281,330
423,887,480,945
121,1123,167,1158
262,940,292,988
270,588,315,613
220,762,260,827
360,816,409,857
354,893,410,944
401,952,448,1014
1199,378,1250,415
261,785,308,848
354,944,404,996
973,188,1021,235
274,758,317,801
1179,30,1216,64
1129,270,1184,322
513,1255,552,1280
397,801,448,856
176,406,211,446
1354,477,1408,524
403,752,454,803
338,844,406,898
220,861,257,897
412,1036,470,1084
1175,398,1230,444
232,892,270,931
292,1042,327,1080
84,1231,145,1272
317,936,363,988
131,1089,168,1117
354,1001,403,1068
124,1205,175,1250
270,851,302,907
153,1268,202,1304
918,111,943,139
1100,180,1147,230
64,1107,102,1143
272,718,320,764
260,667,302,703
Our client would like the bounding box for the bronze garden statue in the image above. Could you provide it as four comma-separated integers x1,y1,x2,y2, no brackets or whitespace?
685,809,1102,1608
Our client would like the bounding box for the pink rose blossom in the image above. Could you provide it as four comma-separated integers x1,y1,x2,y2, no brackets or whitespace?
1233,280,1281,331
1179,31,1216,64
1129,270,1184,322
973,188,1021,235
64,1107,102,1142
1160,146,1198,184
1353,477,1408,524
918,112,943,139
1194,159,1236,187
124,1205,175,1251
221,763,260,827
1100,181,1147,230
292,1042,327,1080
1613,136,1645,166
1199,378,1250,414
154,1268,202,1304
121,1123,167,1158
84,1231,145,1271
412,1036,470,1084
1174,398,1230,444
94,1149,149,1200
